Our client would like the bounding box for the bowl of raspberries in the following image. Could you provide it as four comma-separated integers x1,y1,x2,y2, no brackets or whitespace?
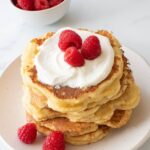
10,0,71,25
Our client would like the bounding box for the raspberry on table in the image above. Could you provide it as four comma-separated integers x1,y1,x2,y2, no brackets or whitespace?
17,0,34,10
58,30,82,51
43,131,65,150
49,0,64,7
34,0,49,10
17,123,37,144
64,46,85,67
81,35,101,60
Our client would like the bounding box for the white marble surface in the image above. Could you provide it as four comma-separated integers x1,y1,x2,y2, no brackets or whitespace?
0,0,150,149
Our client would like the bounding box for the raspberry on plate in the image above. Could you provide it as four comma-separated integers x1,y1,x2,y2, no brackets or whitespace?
58,30,82,51
34,0,49,10
17,0,34,10
43,131,65,150
49,0,64,7
64,46,85,67
17,123,37,144
81,35,101,60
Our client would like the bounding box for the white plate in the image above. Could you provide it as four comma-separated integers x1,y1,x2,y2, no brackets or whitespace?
0,46,150,150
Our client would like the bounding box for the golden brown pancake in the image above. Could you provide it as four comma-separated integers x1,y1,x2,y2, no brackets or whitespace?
21,30,125,113
26,108,132,145
21,29,140,145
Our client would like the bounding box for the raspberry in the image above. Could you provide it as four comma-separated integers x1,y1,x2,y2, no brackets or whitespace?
58,30,82,51
49,0,64,7
16,3,21,8
43,131,65,150
12,0,17,4
81,35,101,60
18,123,37,144
64,47,85,67
34,0,49,10
17,0,34,10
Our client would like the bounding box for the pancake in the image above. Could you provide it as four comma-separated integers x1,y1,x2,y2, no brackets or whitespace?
23,55,140,124
24,78,139,124
21,30,125,113
26,108,132,145
21,29,140,145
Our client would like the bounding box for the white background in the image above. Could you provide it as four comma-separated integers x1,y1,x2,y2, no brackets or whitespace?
0,0,150,149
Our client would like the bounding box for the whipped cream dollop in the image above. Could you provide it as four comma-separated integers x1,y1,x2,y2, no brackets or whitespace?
34,27,114,88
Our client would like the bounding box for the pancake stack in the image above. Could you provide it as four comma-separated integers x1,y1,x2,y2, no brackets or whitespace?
21,30,140,145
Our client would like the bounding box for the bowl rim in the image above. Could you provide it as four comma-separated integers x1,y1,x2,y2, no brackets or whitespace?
10,0,70,13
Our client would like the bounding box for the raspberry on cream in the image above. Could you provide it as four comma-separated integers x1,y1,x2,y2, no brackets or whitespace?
58,29,82,51
81,35,101,60
34,27,115,88
64,46,85,67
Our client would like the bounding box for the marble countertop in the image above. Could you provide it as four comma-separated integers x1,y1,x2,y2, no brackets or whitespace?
0,0,150,149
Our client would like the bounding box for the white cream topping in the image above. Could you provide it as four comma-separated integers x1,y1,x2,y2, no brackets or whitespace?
34,27,114,88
